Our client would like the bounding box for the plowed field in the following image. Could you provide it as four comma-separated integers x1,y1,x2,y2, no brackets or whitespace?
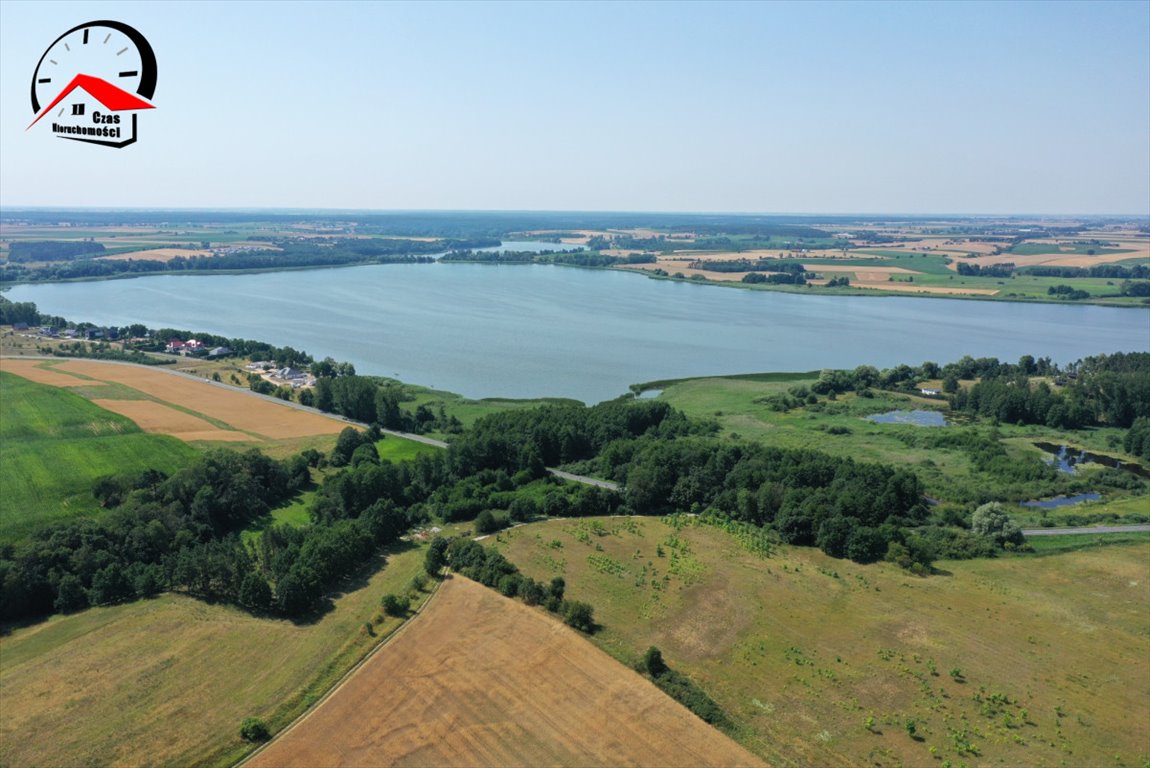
250,575,763,768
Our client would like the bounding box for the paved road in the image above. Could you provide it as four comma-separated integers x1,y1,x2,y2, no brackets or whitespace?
547,468,620,491
1022,524,1150,537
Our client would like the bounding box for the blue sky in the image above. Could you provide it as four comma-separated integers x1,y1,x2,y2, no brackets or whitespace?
1,0,1147,214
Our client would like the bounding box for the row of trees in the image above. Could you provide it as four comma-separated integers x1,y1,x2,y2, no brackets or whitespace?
434,537,596,632
956,262,1015,277
1022,264,1149,280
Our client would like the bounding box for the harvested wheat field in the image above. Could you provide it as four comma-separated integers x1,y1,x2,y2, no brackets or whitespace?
99,248,212,262
89,399,250,442
0,359,90,387
54,361,347,440
843,282,999,296
250,575,764,768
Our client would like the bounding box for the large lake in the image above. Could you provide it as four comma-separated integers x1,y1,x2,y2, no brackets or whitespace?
6,264,1148,402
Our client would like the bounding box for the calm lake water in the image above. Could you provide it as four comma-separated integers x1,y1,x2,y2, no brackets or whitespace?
7,264,1149,402
866,410,948,427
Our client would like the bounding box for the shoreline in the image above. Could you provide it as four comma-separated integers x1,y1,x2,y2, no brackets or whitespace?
2,259,1148,308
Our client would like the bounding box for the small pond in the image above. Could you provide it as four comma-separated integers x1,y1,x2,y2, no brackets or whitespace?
1034,442,1150,479
1019,492,1102,509
635,389,663,399
865,410,947,427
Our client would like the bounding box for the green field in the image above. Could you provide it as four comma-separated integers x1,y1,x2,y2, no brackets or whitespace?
0,539,433,768
1010,243,1134,257
0,372,198,542
490,516,1150,767
374,434,442,461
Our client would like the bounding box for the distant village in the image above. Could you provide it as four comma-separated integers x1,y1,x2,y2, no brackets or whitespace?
9,323,317,389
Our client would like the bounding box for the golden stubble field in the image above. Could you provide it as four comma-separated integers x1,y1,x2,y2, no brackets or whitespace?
0,545,431,768
0,358,347,445
250,574,763,768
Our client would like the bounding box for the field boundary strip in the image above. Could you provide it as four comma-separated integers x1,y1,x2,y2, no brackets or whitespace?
234,572,448,768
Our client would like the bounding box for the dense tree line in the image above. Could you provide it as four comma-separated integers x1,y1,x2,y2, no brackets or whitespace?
956,262,1014,277
1021,264,1149,280
603,438,925,562
741,271,806,285
1125,417,1150,461
0,297,68,328
0,450,303,619
1,239,440,282
953,352,1150,429
691,259,807,274
439,249,655,268
312,376,462,434
8,240,106,262
1047,285,1090,300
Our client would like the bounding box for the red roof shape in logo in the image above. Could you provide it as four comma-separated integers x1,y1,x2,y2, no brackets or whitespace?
28,73,154,130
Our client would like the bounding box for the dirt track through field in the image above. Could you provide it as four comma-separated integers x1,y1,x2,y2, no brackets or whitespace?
53,361,346,439
249,576,764,768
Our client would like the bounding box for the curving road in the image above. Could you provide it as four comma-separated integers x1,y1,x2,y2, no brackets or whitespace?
1022,524,1150,537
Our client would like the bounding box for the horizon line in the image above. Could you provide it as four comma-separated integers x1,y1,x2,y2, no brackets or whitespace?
1,206,1148,219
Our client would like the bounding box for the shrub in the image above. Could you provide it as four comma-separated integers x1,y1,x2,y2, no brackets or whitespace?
240,717,269,742
381,593,410,617
644,646,668,677
971,502,1024,547
474,509,501,534
561,600,595,633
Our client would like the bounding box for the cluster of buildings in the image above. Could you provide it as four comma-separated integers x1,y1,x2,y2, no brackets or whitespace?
244,360,317,389
164,339,231,358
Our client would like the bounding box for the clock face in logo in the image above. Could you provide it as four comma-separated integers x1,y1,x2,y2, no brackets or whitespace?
29,20,157,147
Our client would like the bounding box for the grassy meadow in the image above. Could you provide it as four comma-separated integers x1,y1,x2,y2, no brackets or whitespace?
0,540,433,768
0,372,198,542
489,516,1150,767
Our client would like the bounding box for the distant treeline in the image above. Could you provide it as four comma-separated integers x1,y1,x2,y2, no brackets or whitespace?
1022,263,1149,279
440,249,654,268
688,259,807,274
742,272,806,285
1,238,456,282
7,240,106,262
956,261,1150,287
956,262,1015,277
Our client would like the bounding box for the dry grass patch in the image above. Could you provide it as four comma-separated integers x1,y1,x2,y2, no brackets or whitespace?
494,519,1150,767
90,399,251,442
54,361,346,440
250,575,763,768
